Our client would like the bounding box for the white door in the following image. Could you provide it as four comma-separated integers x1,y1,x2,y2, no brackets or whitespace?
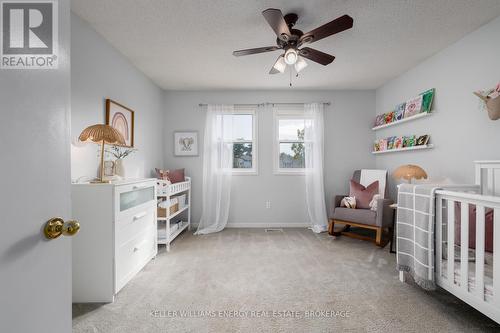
0,1,72,332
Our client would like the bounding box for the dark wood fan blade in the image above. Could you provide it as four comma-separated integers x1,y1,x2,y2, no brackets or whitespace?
299,15,353,45
233,46,280,57
299,47,335,65
262,8,291,41
269,55,284,74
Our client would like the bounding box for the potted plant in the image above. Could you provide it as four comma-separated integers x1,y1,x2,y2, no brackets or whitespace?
106,146,136,178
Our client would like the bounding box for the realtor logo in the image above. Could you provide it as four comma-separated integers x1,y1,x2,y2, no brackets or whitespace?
1,0,58,69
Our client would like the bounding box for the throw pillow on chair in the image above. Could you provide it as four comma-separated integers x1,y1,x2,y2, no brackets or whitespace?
349,180,379,209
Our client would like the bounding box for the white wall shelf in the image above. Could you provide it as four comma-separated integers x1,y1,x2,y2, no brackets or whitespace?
372,112,432,131
372,144,434,155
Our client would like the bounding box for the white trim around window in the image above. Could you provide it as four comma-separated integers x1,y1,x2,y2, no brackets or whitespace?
273,106,309,175
229,106,258,175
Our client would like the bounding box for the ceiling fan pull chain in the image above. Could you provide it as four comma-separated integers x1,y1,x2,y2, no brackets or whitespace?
289,66,292,87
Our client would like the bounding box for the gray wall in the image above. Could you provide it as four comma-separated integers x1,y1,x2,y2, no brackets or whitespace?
71,14,164,181
375,15,500,198
164,90,375,226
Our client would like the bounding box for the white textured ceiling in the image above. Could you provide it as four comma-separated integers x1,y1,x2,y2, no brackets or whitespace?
72,0,500,90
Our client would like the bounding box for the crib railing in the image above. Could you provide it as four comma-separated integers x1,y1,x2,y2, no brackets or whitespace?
435,189,500,322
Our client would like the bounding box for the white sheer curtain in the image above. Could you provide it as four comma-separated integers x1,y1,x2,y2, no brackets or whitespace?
195,104,234,235
304,103,329,233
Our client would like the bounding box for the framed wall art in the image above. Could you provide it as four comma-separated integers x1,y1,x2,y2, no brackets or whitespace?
174,131,199,156
106,99,135,147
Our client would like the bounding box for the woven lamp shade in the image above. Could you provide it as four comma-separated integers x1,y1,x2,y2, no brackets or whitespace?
79,124,125,145
78,124,125,183
393,164,428,182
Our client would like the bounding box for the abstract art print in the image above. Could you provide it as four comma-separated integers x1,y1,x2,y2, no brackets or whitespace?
106,99,135,147
174,131,199,156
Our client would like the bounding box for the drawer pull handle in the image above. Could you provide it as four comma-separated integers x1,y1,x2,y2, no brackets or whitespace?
133,185,148,190
133,240,147,252
133,212,147,221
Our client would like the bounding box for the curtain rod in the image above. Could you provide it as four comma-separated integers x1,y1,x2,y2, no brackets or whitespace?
198,102,330,107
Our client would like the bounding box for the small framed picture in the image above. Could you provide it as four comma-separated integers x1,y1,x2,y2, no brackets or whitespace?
103,160,115,176
106,99,135,147
174,131,199,156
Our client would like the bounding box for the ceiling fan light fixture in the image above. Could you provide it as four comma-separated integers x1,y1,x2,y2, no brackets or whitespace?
294,56,308,73
284,48,298,65
273,56,287,73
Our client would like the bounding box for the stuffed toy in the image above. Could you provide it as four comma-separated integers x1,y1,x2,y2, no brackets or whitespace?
341,196,356,209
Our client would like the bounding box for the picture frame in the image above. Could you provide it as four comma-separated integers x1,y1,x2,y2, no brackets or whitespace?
174,131,199,156
106,99,135,147
103,160,115,177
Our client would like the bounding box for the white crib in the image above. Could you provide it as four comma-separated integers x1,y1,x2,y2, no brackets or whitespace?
434,161,500,323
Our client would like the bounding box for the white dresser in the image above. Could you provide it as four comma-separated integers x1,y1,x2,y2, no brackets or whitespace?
72,179,157,303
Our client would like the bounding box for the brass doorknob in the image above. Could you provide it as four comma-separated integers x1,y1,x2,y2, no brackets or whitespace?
44,218,80,239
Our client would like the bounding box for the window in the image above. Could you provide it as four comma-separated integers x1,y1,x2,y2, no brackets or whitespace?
274,108,308,174
223,108,258,174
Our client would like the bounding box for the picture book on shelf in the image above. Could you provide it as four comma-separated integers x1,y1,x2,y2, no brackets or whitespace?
374,114,385,127
387,136,396,150
404,95,423,118
384,111,395,124
379,138,388,151
403,135,416,148
393,137,403,149
416,135,430,146
394,103,405,121
420,89,435,113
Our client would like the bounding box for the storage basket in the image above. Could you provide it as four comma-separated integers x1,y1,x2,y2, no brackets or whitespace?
176,194,187,209
157,203,179,217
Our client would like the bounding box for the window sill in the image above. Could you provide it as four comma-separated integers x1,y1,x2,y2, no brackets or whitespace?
273,169,305,176
231,170,259,176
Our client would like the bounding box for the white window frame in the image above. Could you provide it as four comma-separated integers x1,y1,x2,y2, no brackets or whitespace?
226,106,258,175
273,106,309,175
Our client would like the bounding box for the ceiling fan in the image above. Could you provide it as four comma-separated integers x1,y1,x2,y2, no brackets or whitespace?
233,9,353,75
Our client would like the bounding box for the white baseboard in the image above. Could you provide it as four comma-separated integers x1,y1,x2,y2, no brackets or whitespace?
226,222,310,228
190,222,311,229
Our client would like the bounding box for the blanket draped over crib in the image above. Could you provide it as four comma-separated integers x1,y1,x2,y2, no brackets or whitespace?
397,184,441,290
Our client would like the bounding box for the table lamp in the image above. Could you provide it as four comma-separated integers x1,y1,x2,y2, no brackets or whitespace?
393,164,427,184
79,124,125,183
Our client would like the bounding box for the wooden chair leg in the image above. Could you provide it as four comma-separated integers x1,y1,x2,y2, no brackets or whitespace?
328,219,335,235
375,227,382,246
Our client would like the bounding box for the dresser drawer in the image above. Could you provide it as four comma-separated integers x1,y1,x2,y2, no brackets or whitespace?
115,206,156,247
115,181,156,220
115,226,156,293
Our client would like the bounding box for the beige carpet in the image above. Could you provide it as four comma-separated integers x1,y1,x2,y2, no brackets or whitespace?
73,229,499,332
